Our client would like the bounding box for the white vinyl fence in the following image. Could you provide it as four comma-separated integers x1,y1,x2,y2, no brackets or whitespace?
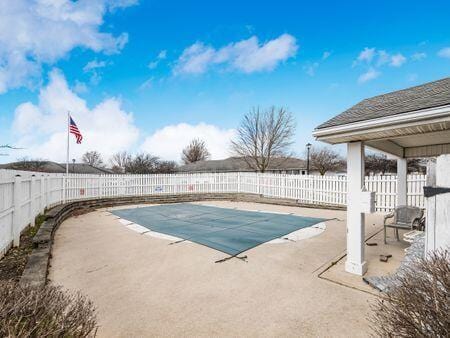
0,169,426,257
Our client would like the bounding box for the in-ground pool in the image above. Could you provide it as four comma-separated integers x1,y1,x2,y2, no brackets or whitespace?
112,203,326,257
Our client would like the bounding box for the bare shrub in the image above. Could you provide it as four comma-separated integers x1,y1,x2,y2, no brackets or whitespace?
0,282,98,337
370,250,450,337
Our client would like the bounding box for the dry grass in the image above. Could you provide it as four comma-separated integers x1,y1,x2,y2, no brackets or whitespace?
0,282,97,337
370,250,450,337
0,214,46,283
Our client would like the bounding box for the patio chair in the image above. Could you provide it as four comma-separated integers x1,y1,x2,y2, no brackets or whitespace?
383,206,424,244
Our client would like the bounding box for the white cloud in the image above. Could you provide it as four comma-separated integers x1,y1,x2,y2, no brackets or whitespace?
411,52,427,61
390,53,406,67
83,60,108,72
358,68,380,84
356,47,376,63
304,62,319,76
141,123,235,161
0,0,135,94
437,47,450,59
354,48,407,83
107,0,139,11
11,69,139,161
322,51,331,60
139,77,153,90
376,50,390,66
174,43,216,74
147,50,168,69
148,61,159,70
73,80,88,94
355,48,407,68
303,51,330,77
158,50,167,59
83,59,110,84
174,34,298,75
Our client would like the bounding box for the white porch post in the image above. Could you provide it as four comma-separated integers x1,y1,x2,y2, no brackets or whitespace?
426,155,450,253
397,158,407,206
345,141,367,275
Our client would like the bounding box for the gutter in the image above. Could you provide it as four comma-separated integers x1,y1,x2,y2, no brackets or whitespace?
313,105,450,141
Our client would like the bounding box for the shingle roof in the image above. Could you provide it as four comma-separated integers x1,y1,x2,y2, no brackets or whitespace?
176,157,306,173
317,77,450,129
57,163,114,174
0,161,113,174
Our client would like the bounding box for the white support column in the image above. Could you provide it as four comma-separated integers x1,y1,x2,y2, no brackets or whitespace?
425,160,436,253
345,142,367,275
426,155,450,253
397,158,407,206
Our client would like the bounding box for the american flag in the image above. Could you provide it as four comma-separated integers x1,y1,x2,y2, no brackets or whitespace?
69,115,83,144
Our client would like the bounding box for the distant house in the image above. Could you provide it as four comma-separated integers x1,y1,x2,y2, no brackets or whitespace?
176,157,308,175
0,161,113,174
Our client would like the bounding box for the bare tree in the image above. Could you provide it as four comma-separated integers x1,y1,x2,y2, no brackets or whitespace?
154,160,178,173
370,250,449,337
124,153,159,174
407,158,426,174
310,147,343,175
81,151,103,167
182,139,210,164
109,151,132,173
365,153,427,175
365,153,396,175
231,106,295,172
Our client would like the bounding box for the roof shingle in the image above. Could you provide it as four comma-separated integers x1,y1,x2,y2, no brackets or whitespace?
317,77,450,129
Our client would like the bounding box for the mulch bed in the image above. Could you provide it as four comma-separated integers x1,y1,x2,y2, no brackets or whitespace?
0,220,42,284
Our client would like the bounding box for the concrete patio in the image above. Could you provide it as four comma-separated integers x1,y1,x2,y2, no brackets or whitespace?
48,201,407,337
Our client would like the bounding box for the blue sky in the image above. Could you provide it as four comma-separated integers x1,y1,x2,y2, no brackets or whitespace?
1,0,450,163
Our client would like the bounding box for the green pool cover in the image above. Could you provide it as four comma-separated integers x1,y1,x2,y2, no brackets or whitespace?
112,204,326,257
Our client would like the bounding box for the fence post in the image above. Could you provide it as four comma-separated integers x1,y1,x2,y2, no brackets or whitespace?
62,175,66,204
237,172,241,193
40,174,45,213
45,175,50,207
12,175,22,247
30,174,36,227
256,173,260,195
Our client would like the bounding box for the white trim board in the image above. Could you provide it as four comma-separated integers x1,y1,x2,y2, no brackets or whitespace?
313,105,450,140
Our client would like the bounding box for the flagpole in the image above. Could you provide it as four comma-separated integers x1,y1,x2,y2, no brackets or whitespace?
63,111,69,204
66,111,70,175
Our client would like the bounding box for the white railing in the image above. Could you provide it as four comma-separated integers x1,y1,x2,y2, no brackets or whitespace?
0,169,426,257
0,170,64,257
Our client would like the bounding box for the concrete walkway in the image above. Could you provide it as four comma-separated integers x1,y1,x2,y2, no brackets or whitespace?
49,201,385,337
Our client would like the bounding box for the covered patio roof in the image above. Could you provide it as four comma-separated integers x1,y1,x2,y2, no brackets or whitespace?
313,77,450,158
312,77,450,276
